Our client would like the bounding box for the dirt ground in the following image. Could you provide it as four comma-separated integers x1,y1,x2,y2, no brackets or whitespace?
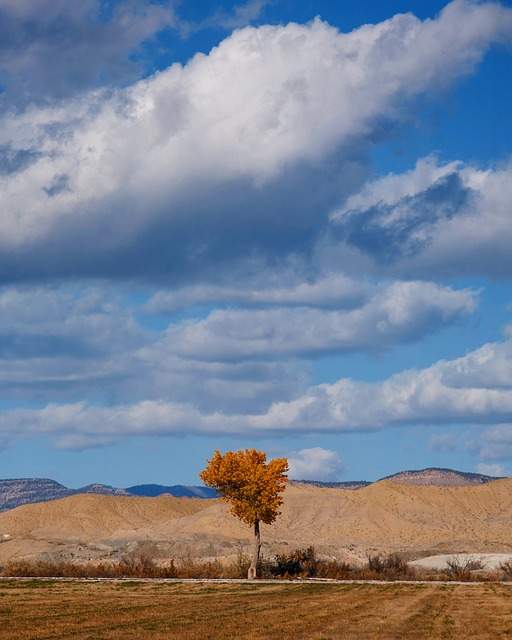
1,580,512,639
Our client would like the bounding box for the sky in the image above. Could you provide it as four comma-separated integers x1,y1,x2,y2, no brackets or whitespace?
1,0,512,487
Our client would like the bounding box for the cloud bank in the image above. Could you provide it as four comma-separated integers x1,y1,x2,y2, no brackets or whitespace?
145,274,371,313
164,281,476,361
2,335,512,449
0,278,475,406
1,0,511,283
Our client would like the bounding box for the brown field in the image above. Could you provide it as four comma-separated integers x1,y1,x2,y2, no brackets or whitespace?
1,580,512,639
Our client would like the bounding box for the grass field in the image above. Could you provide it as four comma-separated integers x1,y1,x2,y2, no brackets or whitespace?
1,580,512,639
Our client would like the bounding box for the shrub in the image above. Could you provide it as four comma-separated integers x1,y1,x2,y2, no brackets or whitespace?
175,556,226,579
445,556,485,580
2,549,502,583
367,554,384,573
365,553,413,580
272,546,317,577
228,549,252,579
313,559,353,580
499,560,512,580
1,558,178,579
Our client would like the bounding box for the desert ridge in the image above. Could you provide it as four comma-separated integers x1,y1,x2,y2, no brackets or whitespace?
1,477,512,565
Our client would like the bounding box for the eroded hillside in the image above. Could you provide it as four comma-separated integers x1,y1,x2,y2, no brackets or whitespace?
1,479,511,565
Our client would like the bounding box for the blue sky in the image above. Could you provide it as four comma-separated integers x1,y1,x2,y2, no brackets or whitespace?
1,0,512,487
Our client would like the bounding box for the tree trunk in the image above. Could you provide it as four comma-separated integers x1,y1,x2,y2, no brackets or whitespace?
247,519,260,579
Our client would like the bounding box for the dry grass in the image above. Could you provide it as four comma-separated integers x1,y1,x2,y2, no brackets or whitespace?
1,580,512,639
0,548,251,580
2,549,507,582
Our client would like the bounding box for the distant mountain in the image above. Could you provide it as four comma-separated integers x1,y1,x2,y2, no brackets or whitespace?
0,467,505,512
0,478,72,511
295,467,504,490
78,484,129,496
0,478,217,511
125,484,218,498
292,480,371,490
382,467,504,486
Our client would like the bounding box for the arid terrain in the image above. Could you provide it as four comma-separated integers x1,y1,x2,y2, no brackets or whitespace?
1,477,512,566
1,580,512,640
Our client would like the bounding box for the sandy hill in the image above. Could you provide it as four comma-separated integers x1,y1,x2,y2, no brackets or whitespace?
1,469,501,512
0,493,208,540
1,479,512,565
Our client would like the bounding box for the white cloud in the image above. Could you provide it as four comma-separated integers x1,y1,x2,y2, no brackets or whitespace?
2,336,512,448
0,1,511,282
0,283,313,412
288,447,344,481
0,0,176,107
0,1,510,456
0,275,478,421
476,463,506,477
145,274,370,313
328,155,512,278
163,281,476,361
333,156,463,216
0,285,144,355
0,285,150,402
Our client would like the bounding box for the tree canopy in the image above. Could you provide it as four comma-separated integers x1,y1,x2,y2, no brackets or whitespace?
200,448,288,526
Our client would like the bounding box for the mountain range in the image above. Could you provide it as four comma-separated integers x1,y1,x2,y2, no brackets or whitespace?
0,467,503,512
0,478,217,512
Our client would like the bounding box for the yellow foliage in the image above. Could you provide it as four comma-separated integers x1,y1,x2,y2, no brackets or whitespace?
200,449,288,527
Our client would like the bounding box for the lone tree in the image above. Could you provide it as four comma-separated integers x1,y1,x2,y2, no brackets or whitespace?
200,449,288,579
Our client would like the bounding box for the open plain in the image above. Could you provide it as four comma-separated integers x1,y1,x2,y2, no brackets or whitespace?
1,580,512,639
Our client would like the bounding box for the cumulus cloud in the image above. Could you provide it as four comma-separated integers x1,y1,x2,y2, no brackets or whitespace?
0,0,176,108
163,281,476,361
288,447,344,481
2,335,512,448
0,1,511,283
327,155,512,278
